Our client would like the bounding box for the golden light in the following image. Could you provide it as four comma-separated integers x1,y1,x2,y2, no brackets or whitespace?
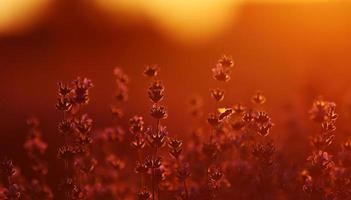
0,0,333,38
94,0,332,43
218,108,228,114
94,0,242,43
0,0,51,34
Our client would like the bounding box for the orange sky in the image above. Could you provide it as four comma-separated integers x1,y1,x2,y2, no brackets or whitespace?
0,0,339,41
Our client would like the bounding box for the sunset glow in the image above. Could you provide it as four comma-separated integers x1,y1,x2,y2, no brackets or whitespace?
1,1,351,199
0,0,51,34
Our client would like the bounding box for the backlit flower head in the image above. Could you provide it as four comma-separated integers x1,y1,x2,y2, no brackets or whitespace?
72,77,93,105
218,55,234,68
212,55,234,82
252,91,266,105
136,189,151,200
56,97,72,112
212,64,231,82
148,81,165,103
150,104,168,120
309,99,337,123
114,67,129,84
210,88,225,102
58,82,72,97
129,115,145,134
144,65,159,77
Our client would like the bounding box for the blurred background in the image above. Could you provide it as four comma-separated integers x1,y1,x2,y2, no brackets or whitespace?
1,0,351,188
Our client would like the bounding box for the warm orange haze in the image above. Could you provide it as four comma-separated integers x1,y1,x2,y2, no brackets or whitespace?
0,0,351,199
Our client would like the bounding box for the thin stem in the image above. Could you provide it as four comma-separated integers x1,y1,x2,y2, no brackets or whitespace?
151,167,155,200
183,180,189,200
157,184,160,200
176,156,189,199
152,118,161,200
138,149,144,188
156,119,160,131
151,146,158,200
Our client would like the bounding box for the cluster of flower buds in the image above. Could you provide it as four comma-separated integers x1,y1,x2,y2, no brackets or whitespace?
168,136,191,199
0,158,23,199
208,55,235,158
113,67,129,102
148,81,165,103
144,65,159,78
136,189,152,200
72,77,93,105
150,98,168,120
56,77,95,195
57,114,94,147
168,138,183,160
231,105,274,137
145,155,163,169
129,115,146,150
210,55,234,114
57,144,87,161
129,115,145,134
56,95,72,112
0,158,16,184
147,126,167,149
309,99,337,123
56,77,93,112
137,65,169,200
128,115,152,196
210,88,225,102
145,65,168,122
24,118,48,159
238,93,273,135
309,99,338,149
243,92,271,136
212,55,234,82
252,141,276,167
74,114,94,145
311,134,334,150
301,99,339,199
131,136,146,150
307,151,334,172
252,91,266,105
23,117,51,189
58,118,73,135
110,68,129,120
253,111,274,137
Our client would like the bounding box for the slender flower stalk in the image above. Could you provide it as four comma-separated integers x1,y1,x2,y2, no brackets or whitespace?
56,77,94,199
